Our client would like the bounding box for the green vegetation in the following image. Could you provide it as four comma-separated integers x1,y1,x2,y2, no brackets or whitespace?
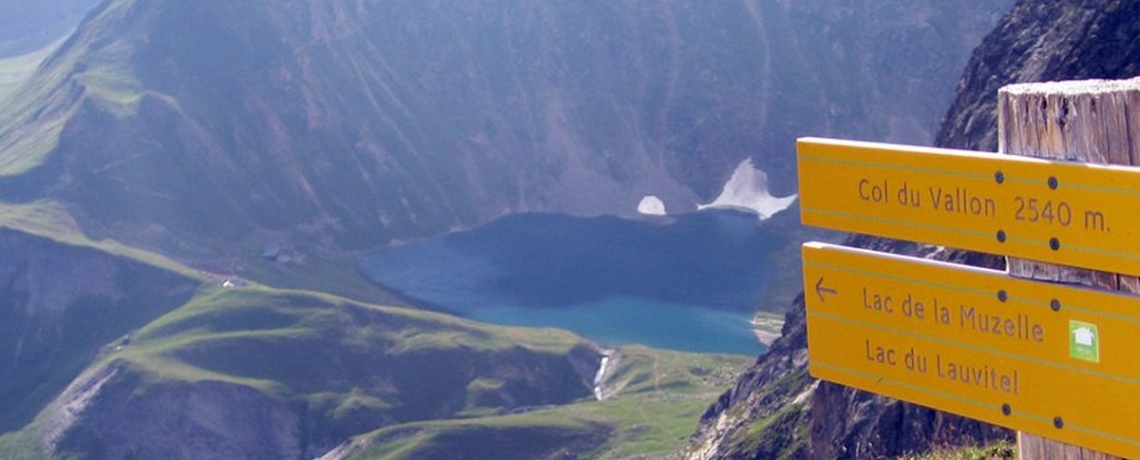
0,225,201,436
0,38,78,177
73,66,147,116
730,403,805,458
0,45,51,100
342,416,613,460
896,441,1017,460
240,248,412,307
340,346,748,459
680,368,812,460
0,199,750,459
0,200,207,280
0,429,45,460
0,283,748,459
555,348,746,459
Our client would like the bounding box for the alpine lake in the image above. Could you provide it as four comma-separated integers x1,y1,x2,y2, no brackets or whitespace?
359,210,789,355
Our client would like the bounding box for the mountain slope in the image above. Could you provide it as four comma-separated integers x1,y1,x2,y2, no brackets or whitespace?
0,284,749,460
681,0,1140,458
0,0,1011,258
936,0,1140,151
2,287,599,459
0,202,751,459
0,0,103,58
328,345,746,460
0,202,201,434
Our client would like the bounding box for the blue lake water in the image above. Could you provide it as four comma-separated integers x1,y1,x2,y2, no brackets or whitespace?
359,210,786,355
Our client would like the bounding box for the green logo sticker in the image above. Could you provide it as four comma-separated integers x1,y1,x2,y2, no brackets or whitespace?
1069,320,1100,363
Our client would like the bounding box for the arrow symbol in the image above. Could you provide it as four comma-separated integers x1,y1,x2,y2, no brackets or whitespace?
815,277,838,303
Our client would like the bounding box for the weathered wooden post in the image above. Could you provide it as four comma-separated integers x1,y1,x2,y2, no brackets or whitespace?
797,76,1140,459
998,77,1140,460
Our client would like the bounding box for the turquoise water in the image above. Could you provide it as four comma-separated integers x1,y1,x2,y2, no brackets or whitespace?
470,297,760,354
359,210,785,355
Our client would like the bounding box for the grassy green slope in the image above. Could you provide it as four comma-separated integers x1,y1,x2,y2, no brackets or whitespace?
0,199,749,459
0,281,748,459
0,200,206,279
0,209,203,433
339,416,613,460
0,286,597,458
0,196,749,460
0,44,57,101
122,286,596,418
340,347,748,460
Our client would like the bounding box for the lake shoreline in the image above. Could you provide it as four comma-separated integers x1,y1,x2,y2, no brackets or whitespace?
360,210,785,356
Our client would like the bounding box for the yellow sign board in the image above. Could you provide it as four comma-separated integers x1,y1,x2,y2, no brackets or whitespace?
798,137,1140,276
803,242,1140,458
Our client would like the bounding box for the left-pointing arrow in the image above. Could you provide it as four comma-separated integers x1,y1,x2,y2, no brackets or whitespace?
815,277,838,303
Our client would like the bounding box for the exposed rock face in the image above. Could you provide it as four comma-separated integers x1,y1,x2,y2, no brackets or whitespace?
677,238,1009,460
936,0,1140,151
0,228,197,433
45,363,304,460
681,1,1140,458
802,241,1009,459
679,293,811,460
0,0,1011,256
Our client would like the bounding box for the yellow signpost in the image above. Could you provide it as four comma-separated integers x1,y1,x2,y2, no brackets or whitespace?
803,242,1140,459
797,137,1140,277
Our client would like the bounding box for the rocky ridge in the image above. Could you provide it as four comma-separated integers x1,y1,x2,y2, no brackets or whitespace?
679,0,1140,458
0,227,198,434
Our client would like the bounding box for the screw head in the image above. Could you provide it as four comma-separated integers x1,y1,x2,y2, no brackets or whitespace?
1048,176,1059,190
997,290,1008,302
1051,299,1061,312
1002,404,1012,416
997,230,1007,243
1054,416,1065,429
1050,238,1061,251
995,171,1005,184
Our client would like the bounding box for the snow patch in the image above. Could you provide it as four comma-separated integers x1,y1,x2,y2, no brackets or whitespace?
593,355,610,400
698,159,797,220
637,195,667,215
593,349,617,401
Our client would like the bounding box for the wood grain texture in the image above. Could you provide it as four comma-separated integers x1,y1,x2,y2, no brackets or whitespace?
999,77,1140,459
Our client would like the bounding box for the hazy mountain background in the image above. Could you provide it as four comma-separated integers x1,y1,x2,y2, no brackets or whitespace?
0,0,103,57
1,0,1010,261
0,0,1037,458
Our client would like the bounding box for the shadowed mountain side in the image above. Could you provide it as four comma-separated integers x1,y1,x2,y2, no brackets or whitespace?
0,227,199,433
936,0,1140,151
0,0,1011,259
676,238,1009,460
679,0,1140,458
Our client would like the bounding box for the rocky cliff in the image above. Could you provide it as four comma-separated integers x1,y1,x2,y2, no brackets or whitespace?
680,0,1140,458
936,0,1140,151
677,238,1008,460
0,227,198,434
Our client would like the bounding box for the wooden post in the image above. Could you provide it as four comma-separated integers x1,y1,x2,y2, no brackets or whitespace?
998,77,1140,460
